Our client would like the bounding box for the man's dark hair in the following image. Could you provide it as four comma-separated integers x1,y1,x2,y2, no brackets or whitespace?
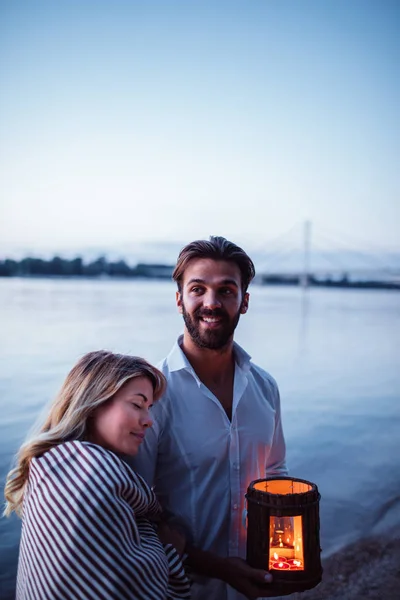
172,235,255,293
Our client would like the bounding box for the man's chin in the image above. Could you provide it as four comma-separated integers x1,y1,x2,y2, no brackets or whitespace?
183,312,235,350
192,331,232,350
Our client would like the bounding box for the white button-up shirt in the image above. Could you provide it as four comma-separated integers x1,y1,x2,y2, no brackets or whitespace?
132,336,287,600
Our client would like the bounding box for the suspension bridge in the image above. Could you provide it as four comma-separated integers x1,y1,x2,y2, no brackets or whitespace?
252,221,400,290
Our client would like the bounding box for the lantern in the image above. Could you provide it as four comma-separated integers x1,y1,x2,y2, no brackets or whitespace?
246,476,322,595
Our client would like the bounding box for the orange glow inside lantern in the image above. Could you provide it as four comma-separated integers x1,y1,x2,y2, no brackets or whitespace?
269,515,304,570
246,477,322,594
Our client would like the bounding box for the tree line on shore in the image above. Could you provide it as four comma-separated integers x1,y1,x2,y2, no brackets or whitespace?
2,255,398,290
0,256,174,278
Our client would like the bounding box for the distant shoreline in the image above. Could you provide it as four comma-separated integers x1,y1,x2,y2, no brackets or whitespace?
1,274,399,291
1,256,399,290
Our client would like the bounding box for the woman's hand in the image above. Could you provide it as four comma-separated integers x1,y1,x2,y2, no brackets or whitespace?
157,521,186,557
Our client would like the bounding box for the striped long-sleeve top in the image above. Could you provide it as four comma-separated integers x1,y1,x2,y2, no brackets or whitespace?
17,440,191,600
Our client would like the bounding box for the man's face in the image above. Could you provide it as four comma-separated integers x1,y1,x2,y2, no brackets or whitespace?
176,258,249,350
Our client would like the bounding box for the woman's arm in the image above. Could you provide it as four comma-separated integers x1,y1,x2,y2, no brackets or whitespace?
25,441,188,600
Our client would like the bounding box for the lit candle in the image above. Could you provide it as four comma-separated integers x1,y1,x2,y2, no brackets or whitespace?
270,560,290,570
269,553,290,570
286,558,303,570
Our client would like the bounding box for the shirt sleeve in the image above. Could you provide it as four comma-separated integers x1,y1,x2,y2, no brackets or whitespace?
265,379,288,476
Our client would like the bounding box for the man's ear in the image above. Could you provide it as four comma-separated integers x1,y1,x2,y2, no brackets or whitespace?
176,291,183,314
240,292,249,314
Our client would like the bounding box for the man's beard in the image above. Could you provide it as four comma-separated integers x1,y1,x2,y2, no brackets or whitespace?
182,303,242,350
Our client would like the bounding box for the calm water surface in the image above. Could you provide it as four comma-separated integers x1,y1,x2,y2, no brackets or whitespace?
1,278,399,598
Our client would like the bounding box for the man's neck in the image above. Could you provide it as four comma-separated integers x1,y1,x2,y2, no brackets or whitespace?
180,331,235,385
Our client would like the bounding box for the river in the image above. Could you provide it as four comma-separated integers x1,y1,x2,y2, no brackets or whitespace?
1,278,399,598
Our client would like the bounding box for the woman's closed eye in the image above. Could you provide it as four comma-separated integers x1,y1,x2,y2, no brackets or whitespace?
131,402,153,410
131,402,143,409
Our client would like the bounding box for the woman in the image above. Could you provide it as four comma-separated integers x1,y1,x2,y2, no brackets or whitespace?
4,350,191,600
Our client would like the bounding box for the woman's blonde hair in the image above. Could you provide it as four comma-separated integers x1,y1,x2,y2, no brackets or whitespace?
4,350,166,517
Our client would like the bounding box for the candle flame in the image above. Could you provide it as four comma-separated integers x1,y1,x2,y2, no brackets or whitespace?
296,545,300,551
293,560,301,567
278,562,284,568
274,552,279,560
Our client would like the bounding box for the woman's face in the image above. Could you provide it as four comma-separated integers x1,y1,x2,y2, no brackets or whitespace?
89,376,154,456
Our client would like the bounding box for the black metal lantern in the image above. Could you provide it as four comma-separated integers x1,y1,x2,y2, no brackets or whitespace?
246,477,322,595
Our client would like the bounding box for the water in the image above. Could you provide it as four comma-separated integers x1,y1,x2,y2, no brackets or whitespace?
1,278,399,598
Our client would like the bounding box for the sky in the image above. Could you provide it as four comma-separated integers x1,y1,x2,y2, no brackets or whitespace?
1,0,399,259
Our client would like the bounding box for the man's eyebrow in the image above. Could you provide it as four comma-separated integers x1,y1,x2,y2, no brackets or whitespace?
186,278,206,286
186,278,239,288
219,279,239,288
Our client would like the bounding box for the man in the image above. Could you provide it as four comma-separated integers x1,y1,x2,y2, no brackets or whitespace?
133,236,287,600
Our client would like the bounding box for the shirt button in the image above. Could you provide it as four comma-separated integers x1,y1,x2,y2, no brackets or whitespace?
233,503,238,510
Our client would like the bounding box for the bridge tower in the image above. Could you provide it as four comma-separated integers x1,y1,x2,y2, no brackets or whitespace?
300,220,312,288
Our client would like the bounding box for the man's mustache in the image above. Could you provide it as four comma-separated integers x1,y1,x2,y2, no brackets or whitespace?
194,308,228,319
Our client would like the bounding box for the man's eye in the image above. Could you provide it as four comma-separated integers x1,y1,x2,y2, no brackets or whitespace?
221,288,233,295
191,287,203,293
132,403,142,409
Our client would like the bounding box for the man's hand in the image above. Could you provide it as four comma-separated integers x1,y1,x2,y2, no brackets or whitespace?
156,521,186,557
185,546,283,598
219,557,275,599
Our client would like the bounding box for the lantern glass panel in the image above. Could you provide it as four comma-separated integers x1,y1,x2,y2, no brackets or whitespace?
269,516,304,571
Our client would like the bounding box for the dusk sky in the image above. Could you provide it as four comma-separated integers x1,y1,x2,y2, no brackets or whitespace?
1,0,399,257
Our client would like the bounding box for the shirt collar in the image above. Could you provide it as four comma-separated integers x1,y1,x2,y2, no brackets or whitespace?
167,334,252,373
166,335,193,372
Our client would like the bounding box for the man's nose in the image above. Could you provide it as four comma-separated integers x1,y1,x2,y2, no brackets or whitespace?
203,290,222,309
